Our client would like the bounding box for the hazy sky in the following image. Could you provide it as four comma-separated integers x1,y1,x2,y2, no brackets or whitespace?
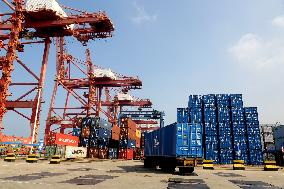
2,0,284,139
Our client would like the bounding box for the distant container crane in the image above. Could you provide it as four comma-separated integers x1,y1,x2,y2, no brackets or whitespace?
0,0,114,144
44,39,153,143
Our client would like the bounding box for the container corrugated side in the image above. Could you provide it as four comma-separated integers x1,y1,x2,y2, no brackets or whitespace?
145,123,202,158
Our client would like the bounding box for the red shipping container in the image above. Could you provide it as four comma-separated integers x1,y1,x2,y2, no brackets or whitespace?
118,148,133,160
45,132,56,146
88,148,99,158
55,133,79,147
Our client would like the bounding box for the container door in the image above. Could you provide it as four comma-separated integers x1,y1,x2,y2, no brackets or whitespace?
176,123,189,156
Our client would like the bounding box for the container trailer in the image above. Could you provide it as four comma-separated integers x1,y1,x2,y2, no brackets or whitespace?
144,123,201,174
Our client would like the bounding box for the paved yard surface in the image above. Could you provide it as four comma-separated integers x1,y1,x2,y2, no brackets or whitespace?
0,159,283,189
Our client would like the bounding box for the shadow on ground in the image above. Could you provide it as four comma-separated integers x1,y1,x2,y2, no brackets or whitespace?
167,178,209,189
61,175,118,186
229,180,281,189
1,172,67,181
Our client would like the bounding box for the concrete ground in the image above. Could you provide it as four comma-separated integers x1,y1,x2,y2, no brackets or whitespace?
0,159,283,189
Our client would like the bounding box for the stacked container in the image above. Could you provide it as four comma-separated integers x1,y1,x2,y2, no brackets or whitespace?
245,107,263,165
230,94,248,164
119,118,137,160
216,94,233,164
203,94,219,163
72,118,82,137
80,117,112,159
177,108,189,123
108,148,118,159
188,95,203,158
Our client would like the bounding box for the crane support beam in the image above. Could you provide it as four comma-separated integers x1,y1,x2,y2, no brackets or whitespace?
0,13,114,31
5,101,35,109
60,79,142,88
0,27,113,40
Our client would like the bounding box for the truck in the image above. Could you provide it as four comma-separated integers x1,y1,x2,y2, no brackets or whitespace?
144,123,202,174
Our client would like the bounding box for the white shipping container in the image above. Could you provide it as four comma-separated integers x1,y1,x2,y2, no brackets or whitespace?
65,146,87,159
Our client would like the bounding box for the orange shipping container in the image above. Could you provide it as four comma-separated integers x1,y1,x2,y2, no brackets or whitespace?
112,125,120,141
120,118,137,132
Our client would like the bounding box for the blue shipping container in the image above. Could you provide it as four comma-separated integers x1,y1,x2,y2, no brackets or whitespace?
177,108,189,123
203,94,216,108
216,94,230,107
119,139,136,149
219,149,233,164
189,108,203,123
145,123,203,158
229,94,243,107
188,95,203,109
249,150,263,165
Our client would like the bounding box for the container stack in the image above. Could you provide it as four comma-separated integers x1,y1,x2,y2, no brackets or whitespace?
230,94,248,164
118,118,137,160
188,95,203,158
188,95,202,124
80,117,112,159
203,94,219,163
245,107,263,165
216,94,233,164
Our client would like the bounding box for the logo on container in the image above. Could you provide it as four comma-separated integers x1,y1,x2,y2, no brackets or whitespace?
58,137,77,144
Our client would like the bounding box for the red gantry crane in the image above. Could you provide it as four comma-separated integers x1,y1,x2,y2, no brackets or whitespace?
0,0,114,144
